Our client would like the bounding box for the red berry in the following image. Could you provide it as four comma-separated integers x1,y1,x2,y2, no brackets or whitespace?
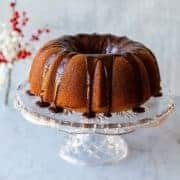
25,17,29,22
31,35,39,41
0,52,7,63
13,11,20,19
45,29,50,33
14,28,22,34
10,2,16,7
13,21,18,26
22,11,27,16
38,29,42,34
17,49,31,59
10,18,14,22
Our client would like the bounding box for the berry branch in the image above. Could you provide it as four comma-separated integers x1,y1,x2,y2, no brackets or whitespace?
0,0,50,64
0,0,51,105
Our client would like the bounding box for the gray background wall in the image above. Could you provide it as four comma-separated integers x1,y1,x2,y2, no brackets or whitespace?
0,0,179,95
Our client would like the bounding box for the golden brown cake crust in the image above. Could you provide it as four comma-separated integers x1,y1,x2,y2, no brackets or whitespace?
28,34,162,117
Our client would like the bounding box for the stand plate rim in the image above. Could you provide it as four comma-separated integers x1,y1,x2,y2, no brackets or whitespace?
15,81,175,135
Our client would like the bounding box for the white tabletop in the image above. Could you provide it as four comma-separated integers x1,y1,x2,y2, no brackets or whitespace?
0,96,179,180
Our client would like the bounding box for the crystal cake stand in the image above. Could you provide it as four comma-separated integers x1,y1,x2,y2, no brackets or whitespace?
15,82,175,165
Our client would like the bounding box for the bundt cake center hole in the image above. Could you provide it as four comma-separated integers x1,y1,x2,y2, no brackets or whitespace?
75,37,119,55
76,44,119,55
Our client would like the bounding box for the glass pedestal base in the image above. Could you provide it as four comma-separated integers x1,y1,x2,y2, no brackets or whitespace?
15,82,175,165
59,133,128,165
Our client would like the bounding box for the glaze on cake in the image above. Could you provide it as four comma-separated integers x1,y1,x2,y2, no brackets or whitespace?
28,34,162,118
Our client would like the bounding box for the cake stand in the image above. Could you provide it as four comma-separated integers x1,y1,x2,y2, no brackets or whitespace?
15,82,175,165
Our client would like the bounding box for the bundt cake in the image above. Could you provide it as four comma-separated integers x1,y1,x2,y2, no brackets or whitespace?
28,34,162,118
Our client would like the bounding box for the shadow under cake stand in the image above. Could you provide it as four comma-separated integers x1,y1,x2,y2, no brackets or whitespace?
15,82,175,165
